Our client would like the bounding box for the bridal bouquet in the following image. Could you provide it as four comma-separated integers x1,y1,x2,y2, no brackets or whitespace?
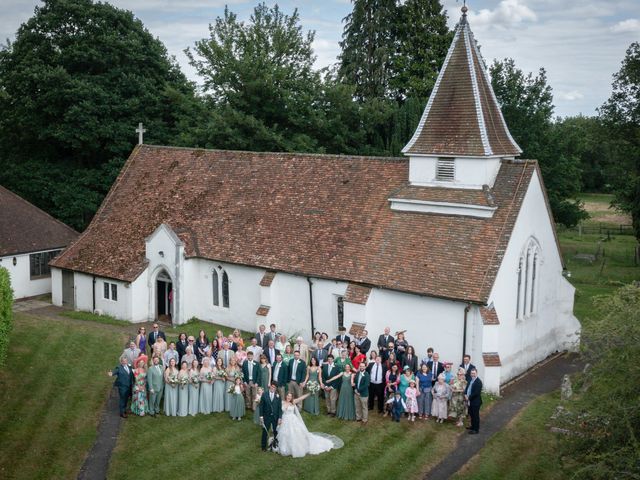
234,371,244,381
205,371,214,382
306,380,320,395
168,373,178,386
217,369,227,379
179,376,189,387
190,373,200,387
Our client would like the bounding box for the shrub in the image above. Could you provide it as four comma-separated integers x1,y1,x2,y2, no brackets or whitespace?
0,267,14,365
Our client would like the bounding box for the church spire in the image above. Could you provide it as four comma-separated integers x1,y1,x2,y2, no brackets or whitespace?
402,5,521,157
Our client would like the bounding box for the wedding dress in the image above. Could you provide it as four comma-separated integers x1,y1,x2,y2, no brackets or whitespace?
276,404,343,458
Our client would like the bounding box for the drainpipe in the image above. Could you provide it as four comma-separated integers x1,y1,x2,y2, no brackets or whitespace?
92,275,96,313
307,277,315,336
462,304,471,365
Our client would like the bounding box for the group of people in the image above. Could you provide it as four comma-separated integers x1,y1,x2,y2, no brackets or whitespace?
109,322,484,448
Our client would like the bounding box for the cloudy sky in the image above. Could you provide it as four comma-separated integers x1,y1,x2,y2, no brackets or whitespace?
1,0,638,117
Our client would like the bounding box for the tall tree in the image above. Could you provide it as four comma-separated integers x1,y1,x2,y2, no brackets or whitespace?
490,58,587,227
186,3,322,152
0,0,199,229
338,0,398,101
599,42,640,243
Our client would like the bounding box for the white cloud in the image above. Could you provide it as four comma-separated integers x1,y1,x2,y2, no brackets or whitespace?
558,90,585,101
611,18,640,33
472,0,537,29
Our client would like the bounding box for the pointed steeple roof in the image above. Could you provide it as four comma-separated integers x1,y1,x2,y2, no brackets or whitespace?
402,6,521,157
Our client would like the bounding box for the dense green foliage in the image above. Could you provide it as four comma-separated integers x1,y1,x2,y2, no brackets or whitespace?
556,285,640,478
599,42,640,242
490,59,587,227
0,267,13,366
0,0,199,229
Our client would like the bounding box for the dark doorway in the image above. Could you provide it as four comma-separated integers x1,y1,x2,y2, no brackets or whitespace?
156,272,172,323
62,270,74,307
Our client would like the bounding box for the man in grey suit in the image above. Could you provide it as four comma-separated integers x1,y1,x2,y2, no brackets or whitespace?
312,340,328,366
147,356,164,416
122,342,140,367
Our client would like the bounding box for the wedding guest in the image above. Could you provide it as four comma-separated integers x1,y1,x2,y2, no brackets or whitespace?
229,377,245,420
235,343,247,366
394,332,409,363
226,334,238,352
450,368,468,427
443,363,455,384
312,331,322,345
351,345,366,371
108,356,134,418
123,341,140,367
163,358,179,416
214,330,225,350
387,391,406,422
255,324,268,349
282,344,294,365
311,340,327,366
212,357,226,413
163,341,179,367
210,339,219,362
303,356,321,415
202,348,215,371
177,361,189,417
431,374,451,423
151,336,166,364
421,347,434,367
336,328,350,345
135,327,147,355
182,345,196,366
385,364,400,399
176,333,188,359
219,341,233,368
265,340,279,365
385,351,400,371
416,363,432,419
253,387,264,425
247,337,263,359
195,330,209,363
460,354,476,383
353,362,370,424
399,366,415,401
465,368,483,434
402,346,418,373
267,323,278,343
288,351,306,400
242,351,261,410
188,359,200,416
232,328,244,348
147,355,164,416
377,327,394,356
271,353,288,399
258,354,271,392
427,353,444,386
294,336,309,363
334,364,355,421
275,334,288,353
335,349,353,371
367,355,386,414
225,357,241,410
321,332,330,347
347,340,357,360
321,354,341,416
199,357,214,415
405,380,419,422
147,323,166,353
358,330,371,354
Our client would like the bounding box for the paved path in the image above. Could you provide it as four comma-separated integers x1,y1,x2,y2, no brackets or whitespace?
425,353,583,480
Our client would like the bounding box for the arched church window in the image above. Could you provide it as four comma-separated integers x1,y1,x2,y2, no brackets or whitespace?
212,270,219,306
523,249,530,318
516,257,523,319
530,252,538,314
222,271,230,308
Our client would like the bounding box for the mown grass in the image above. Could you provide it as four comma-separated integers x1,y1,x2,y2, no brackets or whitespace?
453,393,566,480
62,309,131,327
0,312,126,480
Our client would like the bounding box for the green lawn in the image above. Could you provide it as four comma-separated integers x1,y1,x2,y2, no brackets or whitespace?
0,312,126,480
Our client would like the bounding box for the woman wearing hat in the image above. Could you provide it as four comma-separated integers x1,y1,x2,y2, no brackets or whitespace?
431,373,452,423
398,366,415,401
450,368,468,427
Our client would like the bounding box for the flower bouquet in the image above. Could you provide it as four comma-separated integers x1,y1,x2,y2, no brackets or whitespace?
190,373,200,388
168,373,178,387
306,380,320,395
234,371,244,381
179,375,188,388
217,369,227,379
205,371,215,382
228,384,242,394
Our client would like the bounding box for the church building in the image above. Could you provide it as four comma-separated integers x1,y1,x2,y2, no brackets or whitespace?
50,8,580,393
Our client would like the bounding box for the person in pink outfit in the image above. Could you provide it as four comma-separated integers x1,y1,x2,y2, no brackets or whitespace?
405,380,419,421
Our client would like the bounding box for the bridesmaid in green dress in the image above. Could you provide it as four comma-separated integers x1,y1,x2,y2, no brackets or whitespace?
303,356,321,415
225,358,241,412
229,377,246,420
164,358,179,416
199,357,214,414
177,361,190,417
131,359,149,416
212,357,226,413
258,354,271,392
334,364,356,420
188,359,200,416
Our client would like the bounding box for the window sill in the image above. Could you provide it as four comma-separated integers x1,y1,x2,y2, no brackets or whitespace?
30,274,51,280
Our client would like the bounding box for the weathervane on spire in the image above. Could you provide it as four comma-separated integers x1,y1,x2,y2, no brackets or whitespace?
458,0,469,22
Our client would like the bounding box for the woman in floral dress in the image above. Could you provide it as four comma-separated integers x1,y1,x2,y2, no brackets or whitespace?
131,359,148,416
431,374,452,423
450,368,468,426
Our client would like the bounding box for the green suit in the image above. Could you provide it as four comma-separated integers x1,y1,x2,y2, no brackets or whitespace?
147,363,164,415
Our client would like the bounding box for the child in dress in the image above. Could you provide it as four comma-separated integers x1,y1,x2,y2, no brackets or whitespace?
405,380,419,422
229,377,245,421
386,392,407,422
253,387,264,425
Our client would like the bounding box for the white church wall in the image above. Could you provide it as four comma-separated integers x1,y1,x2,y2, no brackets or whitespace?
51,267,62,305
1,252,54,299
489,170,581,385
130,271,149,323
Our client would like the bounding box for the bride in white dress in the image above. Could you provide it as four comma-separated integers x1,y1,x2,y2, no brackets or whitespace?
276,393,343,458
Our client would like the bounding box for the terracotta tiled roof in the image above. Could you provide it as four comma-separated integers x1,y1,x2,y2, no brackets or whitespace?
51,146,537,303
260,271,277,287
403,13,521,157
391,184,495,207
344,283,372,305
0,185,78,257
483,352,502,367
256,305,270,316
480,303,500,325
349,322,366,337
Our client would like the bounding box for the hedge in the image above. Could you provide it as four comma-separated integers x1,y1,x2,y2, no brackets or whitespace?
0,266,13,366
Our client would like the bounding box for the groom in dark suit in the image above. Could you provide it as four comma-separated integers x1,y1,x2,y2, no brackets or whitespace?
109,356,134,418
259,382,282,451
